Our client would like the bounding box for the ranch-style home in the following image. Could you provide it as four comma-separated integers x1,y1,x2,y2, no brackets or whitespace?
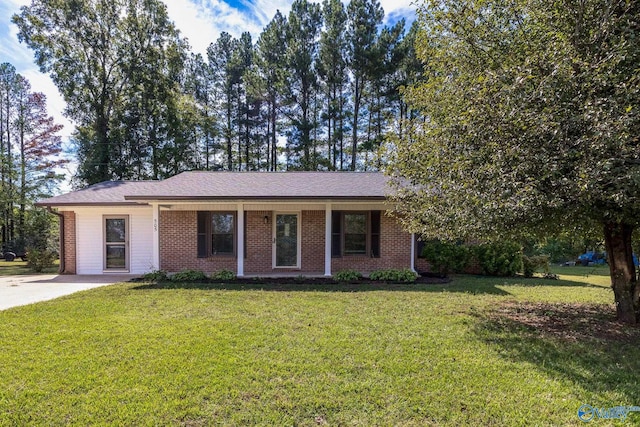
37,171,420,276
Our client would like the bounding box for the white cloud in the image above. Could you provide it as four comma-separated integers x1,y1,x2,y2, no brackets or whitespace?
164,0,265,55
379,0,416,16
242,0,297,28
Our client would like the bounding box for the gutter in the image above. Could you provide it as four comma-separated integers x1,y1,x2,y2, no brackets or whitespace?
47,207,65,274
123,195,388,201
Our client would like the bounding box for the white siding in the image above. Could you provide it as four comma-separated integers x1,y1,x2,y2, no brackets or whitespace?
74,206,153,274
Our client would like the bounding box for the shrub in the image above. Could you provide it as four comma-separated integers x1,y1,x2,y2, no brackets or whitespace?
421,239,471,276
211,269,236,281
170,269,207,282
369,268,418,283
334,269,362,282
26,248,56,272
141,270,168,282
474,241,523,277
522,255,550,278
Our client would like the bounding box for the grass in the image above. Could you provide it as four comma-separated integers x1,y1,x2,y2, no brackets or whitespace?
0,259,59,276
1,265,639,425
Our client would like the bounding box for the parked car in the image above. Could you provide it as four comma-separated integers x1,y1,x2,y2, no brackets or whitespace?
577,251,639,267
0,244,27,262
577,251,606,266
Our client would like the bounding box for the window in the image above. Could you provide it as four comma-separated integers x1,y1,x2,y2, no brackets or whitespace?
332,211,381,258
344,213,367,254
197,212,236,257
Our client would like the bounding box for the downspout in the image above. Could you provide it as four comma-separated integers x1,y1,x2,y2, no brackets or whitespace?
47,207,65,274
410,233,416,273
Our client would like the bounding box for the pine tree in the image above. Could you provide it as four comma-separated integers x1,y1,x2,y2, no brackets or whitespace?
255,11,288,171
346,0,384,170
284,0,323,170
319,0,348,170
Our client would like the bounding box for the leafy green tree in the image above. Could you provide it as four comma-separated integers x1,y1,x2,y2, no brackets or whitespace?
389,0,640,324
13,0,185,185
0,63,65,253
111,2,189,180
15,91,66,247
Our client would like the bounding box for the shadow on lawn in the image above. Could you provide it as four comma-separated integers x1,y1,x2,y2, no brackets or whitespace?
130,274,600,295
472,302,640,404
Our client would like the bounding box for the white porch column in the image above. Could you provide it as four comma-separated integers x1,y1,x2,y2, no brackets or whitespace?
324,203,332,276
152,203,160,271
237,203,245,277
410,233,416,273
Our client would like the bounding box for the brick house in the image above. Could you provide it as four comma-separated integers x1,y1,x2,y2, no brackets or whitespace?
37,172,419,276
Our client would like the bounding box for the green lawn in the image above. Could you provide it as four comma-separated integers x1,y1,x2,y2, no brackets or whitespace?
1,265,638,425
0,259,59,276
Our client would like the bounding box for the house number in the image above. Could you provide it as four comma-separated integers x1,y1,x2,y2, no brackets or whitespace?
154,219,158,232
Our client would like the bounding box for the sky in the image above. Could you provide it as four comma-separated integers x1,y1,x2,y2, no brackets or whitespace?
0,0,417,189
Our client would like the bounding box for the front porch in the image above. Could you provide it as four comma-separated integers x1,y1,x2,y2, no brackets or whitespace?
152,201,416,277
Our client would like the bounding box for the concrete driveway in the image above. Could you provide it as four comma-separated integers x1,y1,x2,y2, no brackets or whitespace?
0,274,138,311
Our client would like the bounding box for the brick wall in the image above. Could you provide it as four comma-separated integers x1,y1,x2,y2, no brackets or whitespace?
160,210,237,273
300,211,325,273
245,211,272,274
332,213,412,274
415,257,431,274
62,211,76,274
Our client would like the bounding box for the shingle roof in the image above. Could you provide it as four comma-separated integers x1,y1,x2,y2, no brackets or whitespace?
37,172,390,206
36,181,161,206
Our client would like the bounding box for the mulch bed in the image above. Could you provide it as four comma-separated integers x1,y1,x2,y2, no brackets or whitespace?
130,273,450,291
487,301,640,343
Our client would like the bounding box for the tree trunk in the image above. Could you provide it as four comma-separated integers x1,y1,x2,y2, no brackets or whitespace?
19,123,25,244
351,77,360,171
603,221,639,324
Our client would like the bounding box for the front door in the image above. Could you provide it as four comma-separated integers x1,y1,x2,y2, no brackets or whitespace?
104,216,129,271
274,213,300,268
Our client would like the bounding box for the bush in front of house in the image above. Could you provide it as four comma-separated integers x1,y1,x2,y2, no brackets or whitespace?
474,241,523,276
26,248,56,272
211,269,236,281
141,270,169,282
170,269,208,282
369,268,418,283
522,255,550,278
334,269,363,282
421,239,471,276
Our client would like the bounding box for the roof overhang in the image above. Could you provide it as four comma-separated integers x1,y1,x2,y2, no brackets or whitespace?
123,196,387,202
35,201,150,207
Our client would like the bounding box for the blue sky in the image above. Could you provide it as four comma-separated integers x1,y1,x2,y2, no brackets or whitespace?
0,0,416,186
